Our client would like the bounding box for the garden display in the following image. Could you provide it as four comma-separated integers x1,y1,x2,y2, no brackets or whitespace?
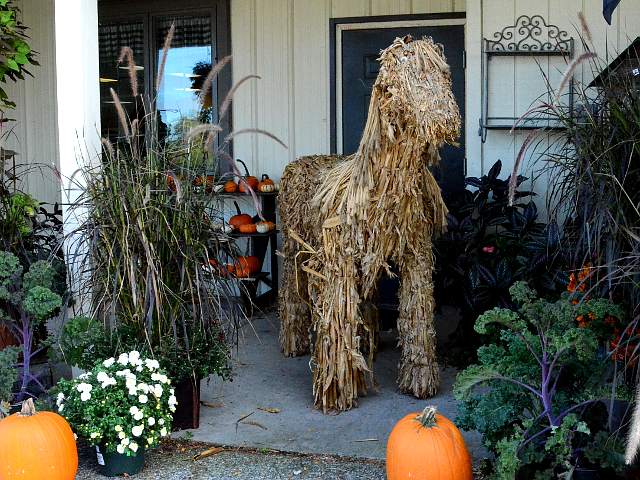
386,405,473,480
0,398,78,480
278,35,461,411
57,350,174,476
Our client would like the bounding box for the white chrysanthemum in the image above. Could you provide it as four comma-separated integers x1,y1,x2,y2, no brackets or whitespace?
115,368,131,377
58,404,64,412
134,411,144,421
119,431,126,439
137,383,149,394
132,425,144,437
80,391,91,402
148,417,155,426
136,365,143,372
170,406,176,412
128,351,140,363
117,353,129,365
151,373,160,381
153,384,163,398
128,388,137,396
77,382,92,393
168,395,177,406
116,444,125,454
129,442,139,453
160,427,167,437
158,418,165,425
144,358,160,370
129,406,139,415
121,437,130,446
115,425,122,432
103,357,115,368
90,432,99,439
125,377,137,389
57,392,65,401
138,394,148,404
159,375,168,384
170,388,175,395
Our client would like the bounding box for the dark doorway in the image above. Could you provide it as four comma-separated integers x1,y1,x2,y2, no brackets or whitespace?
336,20,465,196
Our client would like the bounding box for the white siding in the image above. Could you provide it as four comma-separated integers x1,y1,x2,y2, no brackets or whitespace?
3,0,60,207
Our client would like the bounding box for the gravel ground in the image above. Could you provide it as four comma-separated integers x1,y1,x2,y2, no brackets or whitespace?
75,439,388,479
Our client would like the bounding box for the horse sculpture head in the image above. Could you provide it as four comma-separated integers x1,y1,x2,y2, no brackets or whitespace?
366,35,461,154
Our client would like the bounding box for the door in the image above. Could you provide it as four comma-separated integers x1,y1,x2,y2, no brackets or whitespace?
341,25,465,196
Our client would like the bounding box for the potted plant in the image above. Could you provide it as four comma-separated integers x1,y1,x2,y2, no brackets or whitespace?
0,251,61,402
455,281,628,478
56,350,174,477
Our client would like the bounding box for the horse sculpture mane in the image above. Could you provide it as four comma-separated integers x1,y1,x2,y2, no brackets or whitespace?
278,35,461,412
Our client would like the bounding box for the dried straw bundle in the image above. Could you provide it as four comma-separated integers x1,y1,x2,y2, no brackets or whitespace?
279,36,460,412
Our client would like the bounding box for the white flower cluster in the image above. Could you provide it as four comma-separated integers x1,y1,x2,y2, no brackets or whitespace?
57,350,174,456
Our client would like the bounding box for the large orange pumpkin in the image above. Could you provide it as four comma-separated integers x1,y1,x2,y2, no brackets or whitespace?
236,256,260,274
236,159,259,193
0,398,78,480
229,201,253,230
386,405,473,480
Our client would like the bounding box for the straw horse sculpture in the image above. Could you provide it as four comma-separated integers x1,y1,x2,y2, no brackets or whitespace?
278,36,461,412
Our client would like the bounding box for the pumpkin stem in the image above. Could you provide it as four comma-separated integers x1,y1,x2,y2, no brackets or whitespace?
415,405,438,429
236,158,251,177
233,200,242,216
18,398,37,417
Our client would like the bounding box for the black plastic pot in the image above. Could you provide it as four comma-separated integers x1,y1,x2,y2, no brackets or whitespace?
172,376,201,431
96,443,145,477
573,467,601,480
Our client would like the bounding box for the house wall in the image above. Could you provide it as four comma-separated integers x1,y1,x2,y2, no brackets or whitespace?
229,0,640,189
2,0,61,208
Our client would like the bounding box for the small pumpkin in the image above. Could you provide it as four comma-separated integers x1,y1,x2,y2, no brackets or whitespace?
258,183,276,193
386,405,473,480
236,256,260,274
255,223,270,234
229,201,253,230
256,221,275,232
195,175,215,192
236,159,259,193
0,398,78,480
224,180,238,193
238,223,257,234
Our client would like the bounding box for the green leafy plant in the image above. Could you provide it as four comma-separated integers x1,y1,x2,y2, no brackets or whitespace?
455,282,627,478
0,251,61,401
0,345,18,417
57,350,174,454
434,160,570,365
0,0,38,111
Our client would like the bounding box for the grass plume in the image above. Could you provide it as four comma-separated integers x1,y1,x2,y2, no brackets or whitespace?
118,46,138,97
156,23,175,93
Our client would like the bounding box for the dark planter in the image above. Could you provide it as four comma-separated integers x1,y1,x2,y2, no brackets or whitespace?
573,467,601,480
172,376,201,431
96,443,145,477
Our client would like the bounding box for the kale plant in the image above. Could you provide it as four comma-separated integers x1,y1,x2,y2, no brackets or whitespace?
454,282,627,478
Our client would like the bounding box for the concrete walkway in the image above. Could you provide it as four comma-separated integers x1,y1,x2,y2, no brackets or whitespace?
179,307,486,464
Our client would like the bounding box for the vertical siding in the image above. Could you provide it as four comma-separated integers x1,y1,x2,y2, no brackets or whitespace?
230,0,463,183
3,0,60,207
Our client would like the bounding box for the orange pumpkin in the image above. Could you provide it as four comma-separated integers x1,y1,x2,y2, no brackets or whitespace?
224,180,238,193
236,256,260,274
386,405,473,480
238,223,257,234
229,201,253,230
236,159,259,193
0,398,78,480
196,175,215,193
258,174,275,192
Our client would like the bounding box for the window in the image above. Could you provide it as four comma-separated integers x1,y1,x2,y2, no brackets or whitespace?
98,0,231,144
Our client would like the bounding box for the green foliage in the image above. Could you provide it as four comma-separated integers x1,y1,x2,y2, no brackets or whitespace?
0,345,18,417
0,0,38,110
454,282,627,478
434,160,571,366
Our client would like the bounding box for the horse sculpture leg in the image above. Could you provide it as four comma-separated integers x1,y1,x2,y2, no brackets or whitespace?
395,240,439,397
309,226,369,412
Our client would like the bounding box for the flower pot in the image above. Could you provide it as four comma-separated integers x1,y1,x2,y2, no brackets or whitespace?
96,443,145,477
172,376,201,431
573,467,601,480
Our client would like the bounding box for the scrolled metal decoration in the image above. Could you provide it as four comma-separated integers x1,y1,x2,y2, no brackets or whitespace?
486,15,572,52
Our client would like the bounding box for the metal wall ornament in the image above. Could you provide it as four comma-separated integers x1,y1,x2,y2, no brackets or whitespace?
479,15,574,142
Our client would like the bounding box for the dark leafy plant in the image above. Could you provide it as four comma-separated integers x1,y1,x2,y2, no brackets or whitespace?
0,0,38,111
0,251,61,401
455,282,627,479
0,345,18,417
434,160,570,364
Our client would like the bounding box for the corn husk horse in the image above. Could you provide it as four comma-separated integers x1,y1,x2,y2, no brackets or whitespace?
278,36,461,412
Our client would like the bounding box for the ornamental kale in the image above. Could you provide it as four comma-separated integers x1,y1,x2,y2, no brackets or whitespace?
454,282,627,478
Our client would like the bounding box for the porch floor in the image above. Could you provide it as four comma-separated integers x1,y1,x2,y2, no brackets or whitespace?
174,305,486,463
